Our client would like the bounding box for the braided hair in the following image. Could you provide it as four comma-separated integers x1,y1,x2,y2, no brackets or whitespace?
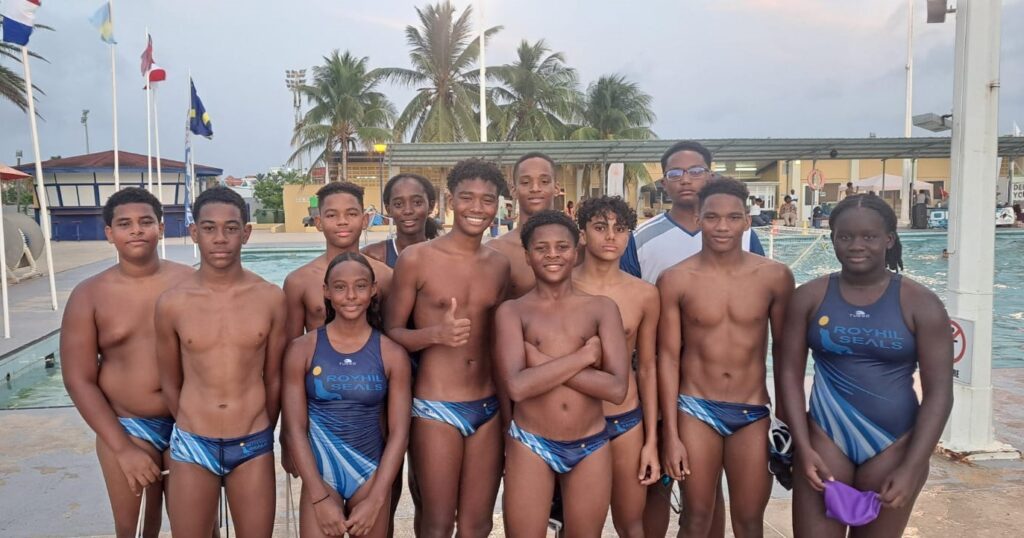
383,173,440,239
828,194,904,272
322,252,384,330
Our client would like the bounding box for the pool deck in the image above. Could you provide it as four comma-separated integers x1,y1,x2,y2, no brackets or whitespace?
3,229,1024,536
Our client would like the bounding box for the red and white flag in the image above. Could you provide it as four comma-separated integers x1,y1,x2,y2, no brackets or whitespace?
140,34,154,76
140,34,166,88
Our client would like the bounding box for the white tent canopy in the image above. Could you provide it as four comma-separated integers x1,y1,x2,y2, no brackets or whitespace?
853,174,935,195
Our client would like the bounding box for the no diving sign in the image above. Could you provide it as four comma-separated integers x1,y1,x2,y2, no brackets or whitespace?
951,318,974,384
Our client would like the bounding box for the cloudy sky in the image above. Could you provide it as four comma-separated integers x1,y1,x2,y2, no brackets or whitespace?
1,0,1022,177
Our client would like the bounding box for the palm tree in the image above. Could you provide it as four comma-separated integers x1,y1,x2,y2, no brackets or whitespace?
570,75,657,192
289,50,394,181
0,20,50,113
570,74,655,141
487,39,580,141
380,1,501,142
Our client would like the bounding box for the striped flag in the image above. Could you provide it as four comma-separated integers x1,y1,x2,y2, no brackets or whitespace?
89,2,115,44
184,142,194,226
140,34,166,88
1,0,41,46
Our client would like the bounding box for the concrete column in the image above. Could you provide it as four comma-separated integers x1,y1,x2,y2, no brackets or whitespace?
940,0,1016,458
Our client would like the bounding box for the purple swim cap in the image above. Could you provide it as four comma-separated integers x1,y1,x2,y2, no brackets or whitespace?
823,480,881,527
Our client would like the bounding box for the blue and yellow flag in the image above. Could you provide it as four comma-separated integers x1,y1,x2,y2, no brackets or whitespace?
189,79,213,139
88,2,115,44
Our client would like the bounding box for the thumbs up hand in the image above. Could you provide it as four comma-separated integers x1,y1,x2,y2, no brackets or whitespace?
434,298,472,347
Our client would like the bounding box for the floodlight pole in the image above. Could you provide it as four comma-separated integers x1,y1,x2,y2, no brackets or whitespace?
900,0,914,227
940,0,1016,458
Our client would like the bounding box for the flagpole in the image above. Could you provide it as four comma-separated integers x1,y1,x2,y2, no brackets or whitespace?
188,71,198,258
145,28,153,192
21,47,58,311
478,0,487,142
109,0,120,190
1,202,10,337
153,84,166,258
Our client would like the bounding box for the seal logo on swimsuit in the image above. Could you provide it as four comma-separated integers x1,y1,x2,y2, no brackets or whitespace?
849,310,870,319
342,358,355,366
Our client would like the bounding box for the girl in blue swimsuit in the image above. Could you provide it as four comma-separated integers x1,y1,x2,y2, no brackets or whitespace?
777,194,953,537
282,253,412,538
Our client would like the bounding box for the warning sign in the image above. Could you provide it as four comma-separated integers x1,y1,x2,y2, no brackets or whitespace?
951,318,974,384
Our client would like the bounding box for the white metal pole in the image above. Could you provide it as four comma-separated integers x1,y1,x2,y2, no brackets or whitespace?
0,205,10,338
22,47,59,311
145,29,153,192
110,0,120,190
154,85,165,258
940,0,1014,457
191,142,198,258
478,0,487,142
900,0,914,227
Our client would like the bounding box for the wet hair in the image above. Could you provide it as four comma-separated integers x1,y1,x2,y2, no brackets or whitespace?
103,186,162,226
575,196,637,231
521,209,580,250
513,152,555,180
322,252,383,330
697,176,749,209
318,181,364,208
661,140,713,172
828,194,904,272
383,173,439,239
446,158,509,197
193,186,249,222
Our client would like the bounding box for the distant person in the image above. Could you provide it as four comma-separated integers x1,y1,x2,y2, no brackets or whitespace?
281,253,412,538
750,198,769,227
789,189,799,204
565,200,576,219
780,195,798,226
63,188,194,537
844,182,857,200
501,202,516,231
777,194,953,537
812,206,825,228
486,152,560,298
1014,203,1023,227
915,190,930,205
156,187,287,537
363,173,439,269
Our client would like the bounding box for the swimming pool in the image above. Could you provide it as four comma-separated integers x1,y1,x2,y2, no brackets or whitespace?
2,230,1021,410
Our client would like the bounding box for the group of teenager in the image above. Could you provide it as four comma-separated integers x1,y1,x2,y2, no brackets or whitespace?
62,140,954,538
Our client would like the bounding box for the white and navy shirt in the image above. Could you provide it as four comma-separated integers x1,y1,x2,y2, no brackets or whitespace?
619,212,765,284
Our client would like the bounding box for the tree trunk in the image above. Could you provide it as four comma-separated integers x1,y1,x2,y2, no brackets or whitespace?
342,141,349,181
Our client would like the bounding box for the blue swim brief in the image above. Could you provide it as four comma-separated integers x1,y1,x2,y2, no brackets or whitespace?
605,406,643,441
508,420,610,474
411,395,499,437
677,394,770,437
118,416,174,453
170,425,274,477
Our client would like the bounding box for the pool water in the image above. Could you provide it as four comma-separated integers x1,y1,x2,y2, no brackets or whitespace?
2,231,1021,410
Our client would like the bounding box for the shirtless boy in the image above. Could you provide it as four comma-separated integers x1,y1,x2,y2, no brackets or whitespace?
496,210,629,537
62,188,193,537
572,196,660,537
156,186,288,537
486,152,559,298
385,159,511,537
285,181,394,340
658,178,793,538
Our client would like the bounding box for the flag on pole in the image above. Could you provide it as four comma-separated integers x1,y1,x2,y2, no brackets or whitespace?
140,34,154,75
184,141,194,226
89,2,115,44
189,79,213,138
1,0,41,46
145,65,166,88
